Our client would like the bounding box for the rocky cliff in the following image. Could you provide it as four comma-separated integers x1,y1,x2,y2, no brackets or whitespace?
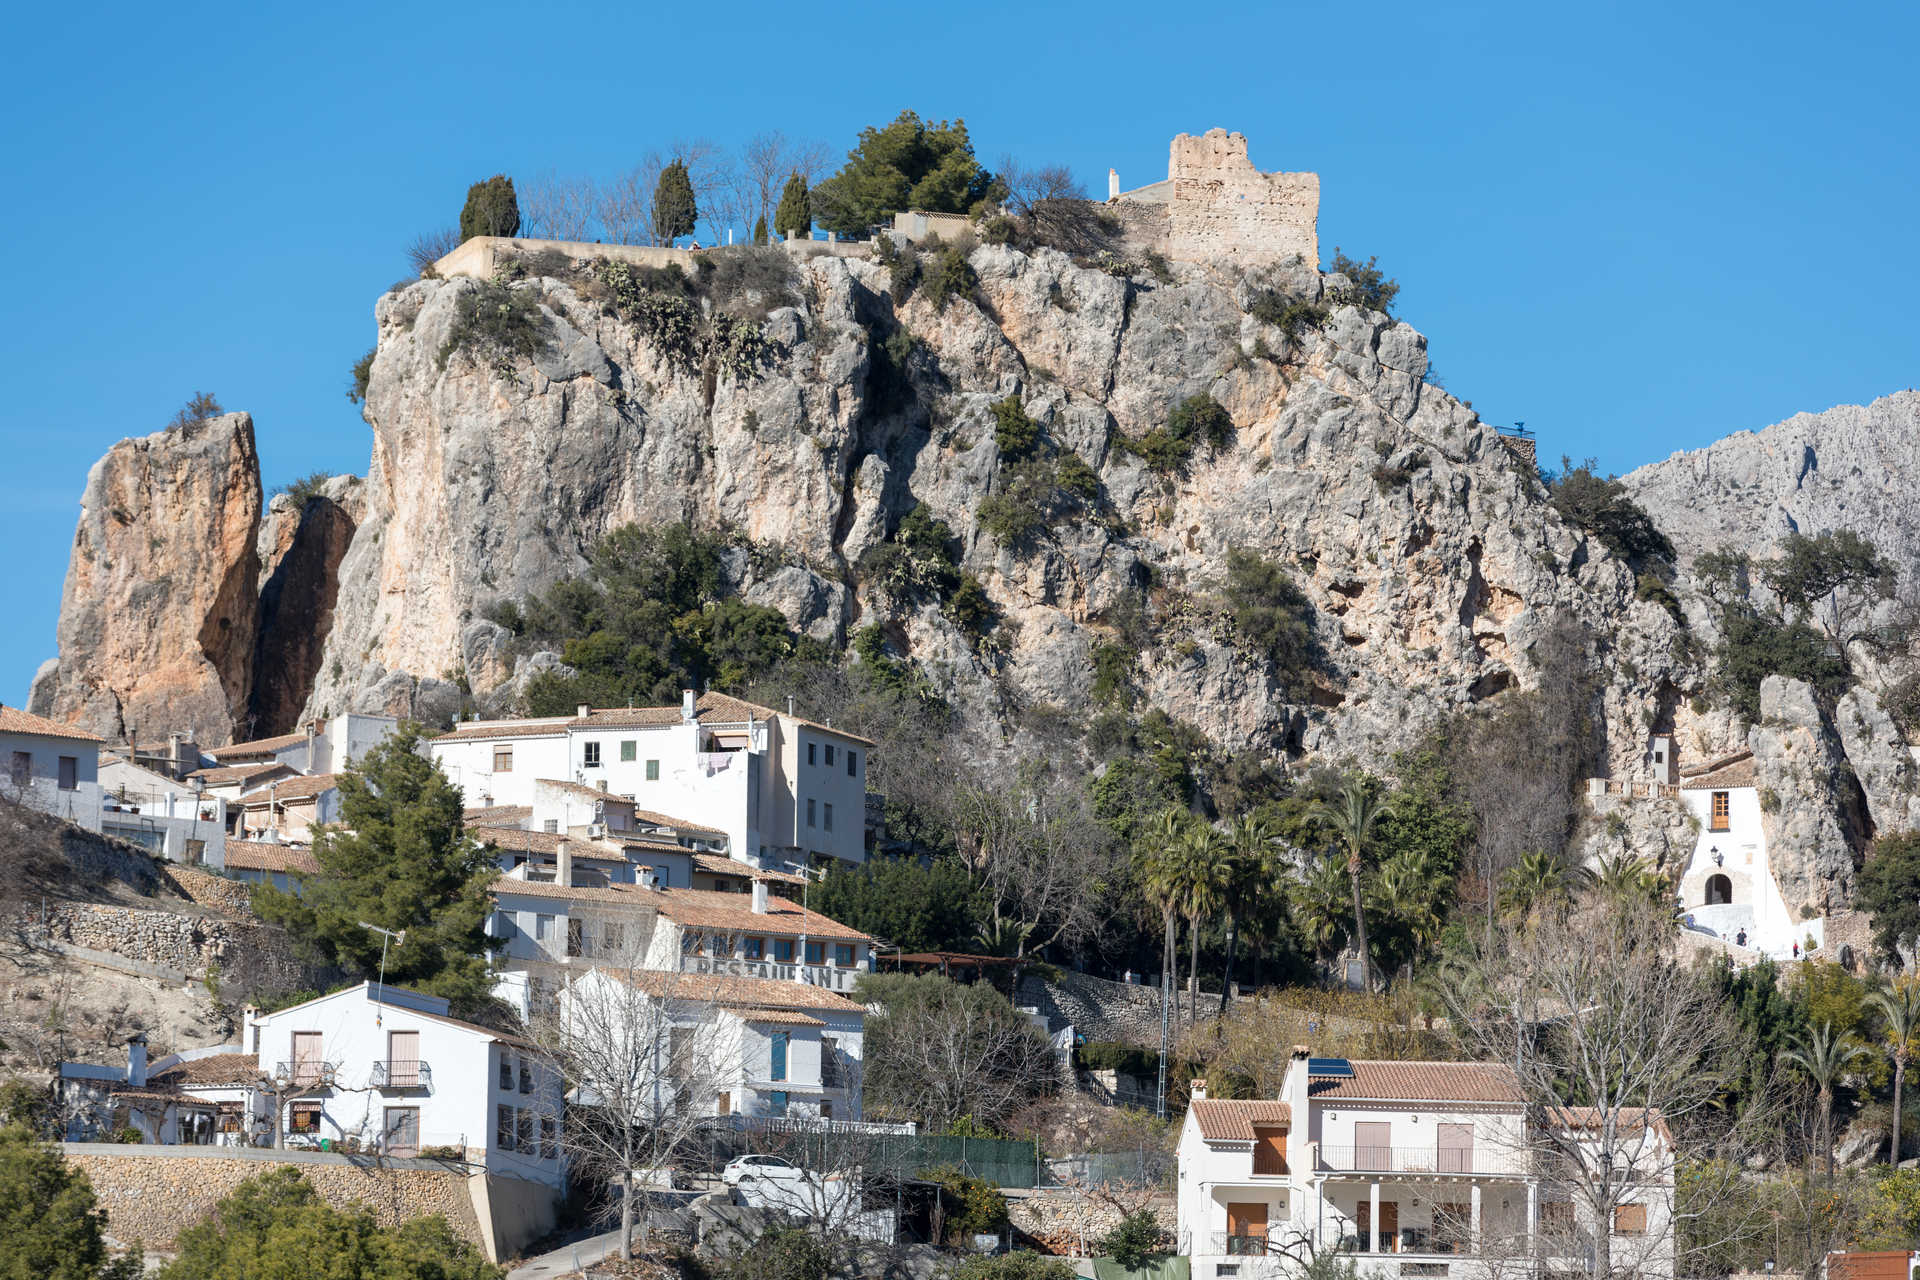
29,240,1916,923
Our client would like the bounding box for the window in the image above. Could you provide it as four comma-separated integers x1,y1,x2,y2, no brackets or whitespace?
769,1090,789,1117
824,803,833,832
807,743,816,766
292,1031,324,1084
493,745,513,772
847,750,857,778
497,1104,515,1150
566,919,583,958
717,1091,731,1116
646,759,659,781
603,922,625,954
517,1109,534,1150
834,943,855,967
7,751,27,787
620,740,636,762
1711,791,1730,831
519,1061,534,1094
383,1107,420,1157
583,742,601,768
770,1031,789,1081
217,1102,243,1134
772,938,794,963
1613,1203,1647,1236
1252,1125,1289,1175
743,937,764,960
540,1113,557,1159
57,756,77,791
500,1054,515,1090
825,745,836,767
822,1101,833,1120
290,1103,321,1135
806,798,816,828
386,1031,421,1087
543,818,559,834
535,914,553,941
805,940,825,965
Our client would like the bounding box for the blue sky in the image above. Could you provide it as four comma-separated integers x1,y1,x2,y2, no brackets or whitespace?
3,0,1914,706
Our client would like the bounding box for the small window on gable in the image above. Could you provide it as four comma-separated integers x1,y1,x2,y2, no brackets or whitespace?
807,743,816,766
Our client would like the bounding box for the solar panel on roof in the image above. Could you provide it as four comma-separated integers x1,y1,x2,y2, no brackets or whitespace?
1307,1057,1355,1077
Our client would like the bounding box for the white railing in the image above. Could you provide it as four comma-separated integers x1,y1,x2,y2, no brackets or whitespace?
1318,1145,1528,1176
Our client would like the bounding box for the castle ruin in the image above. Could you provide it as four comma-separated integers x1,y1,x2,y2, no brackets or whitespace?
1112,129,1320,266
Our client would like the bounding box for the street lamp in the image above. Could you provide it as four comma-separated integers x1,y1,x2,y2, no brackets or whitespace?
358,921,406,1023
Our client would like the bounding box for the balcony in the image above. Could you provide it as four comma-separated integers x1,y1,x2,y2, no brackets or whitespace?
1318,1145,1527,1177
371,1059,432,1089
274,1060,339,1089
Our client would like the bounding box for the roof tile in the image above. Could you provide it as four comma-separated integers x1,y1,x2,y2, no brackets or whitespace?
224,840,320,875
1306,1061,1524,1104
0,704,103,744
1191,1100,1292,1142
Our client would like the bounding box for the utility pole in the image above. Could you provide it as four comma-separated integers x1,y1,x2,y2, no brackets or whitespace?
358,921,406,1024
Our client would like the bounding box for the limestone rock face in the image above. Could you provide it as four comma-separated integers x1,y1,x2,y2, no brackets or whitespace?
29,413,263,744
1623,390,1920,570
249,476,364,736
1750,676,1871,914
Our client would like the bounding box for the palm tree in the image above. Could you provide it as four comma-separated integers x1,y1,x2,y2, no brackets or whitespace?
1139,808,1193,1023
1782,1022,1870,1178
1589,851,1667,911
1497,850,1577,926
1314,780,1388,993
1372,846,1444,980
1175,825,1231,1022
1290,855,1352,963
1218,814,1278,1012
1869,980,1920,1164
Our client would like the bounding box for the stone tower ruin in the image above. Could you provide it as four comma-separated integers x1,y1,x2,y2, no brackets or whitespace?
1112,129,1320,266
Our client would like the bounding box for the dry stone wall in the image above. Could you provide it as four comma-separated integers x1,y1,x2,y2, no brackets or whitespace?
66,1145,484,1252
161,864,256,917
26,901,304,986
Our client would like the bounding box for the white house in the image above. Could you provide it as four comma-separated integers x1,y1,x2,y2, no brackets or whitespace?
234,772,342,842
202,713,398,776
58,1037,267,1146
556,966,866,1123
1,703,104,832
242,984,566,1194
431,692,873,871
1176,1053,1674,1280
222,838,321,893
488,866,875,1019
1670,749,1816,960
97,750,229,868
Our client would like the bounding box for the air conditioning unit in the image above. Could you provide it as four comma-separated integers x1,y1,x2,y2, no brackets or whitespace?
588,822,608,840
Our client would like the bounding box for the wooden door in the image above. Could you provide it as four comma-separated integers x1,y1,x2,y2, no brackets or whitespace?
1378,1201,1399,1254
1253,1125,1289,1174
387,1031,420,1086
292,1032,322,1083
1355,1200,1370,1250
1354,1120,1392,1170
1227,1202,1268,1252
1438,1122,1473,1173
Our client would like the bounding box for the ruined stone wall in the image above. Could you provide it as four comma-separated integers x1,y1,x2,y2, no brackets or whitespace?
161,864,256,917
1161,129,1318,266
65,1146,485,1252
24,901,305,986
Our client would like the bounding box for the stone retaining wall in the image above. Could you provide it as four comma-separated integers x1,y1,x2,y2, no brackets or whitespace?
23,901,305,987
1017,970,1246,1048
1010,1188,1174,1255
66,1145,486,1253
161,864,256,917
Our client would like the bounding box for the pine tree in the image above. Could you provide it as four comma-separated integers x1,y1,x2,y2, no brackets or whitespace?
773,172,811,240
652,160,698,245
252,725,500,1015
0,1124,141,1279
752,214,768,246
458,175,520,242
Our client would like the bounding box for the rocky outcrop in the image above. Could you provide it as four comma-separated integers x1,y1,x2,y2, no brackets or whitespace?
248,477,363,736
1622,390,1920,570
29,413,263,744
1750,675,1872,914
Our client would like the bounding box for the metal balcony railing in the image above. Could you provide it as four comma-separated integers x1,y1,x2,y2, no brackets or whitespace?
371,1059,432,1089
1318,1145,1527,1176
1205,1231,1280,1256
274,1060,339,1088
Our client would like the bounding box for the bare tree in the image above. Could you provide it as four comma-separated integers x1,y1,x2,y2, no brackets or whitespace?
741,132,832,238
1445,901,1776,1280
406,228,460,276
859,972,1057,1133
530,957,727,1259
520,171,600,243
597,160,659,246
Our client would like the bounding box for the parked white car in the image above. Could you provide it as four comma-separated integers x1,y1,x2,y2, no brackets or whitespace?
721,1153,798,1185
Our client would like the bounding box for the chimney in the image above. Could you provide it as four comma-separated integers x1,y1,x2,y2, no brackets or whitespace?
682,689,697,723
751,879,769,914
1291,1044,1311,1060
126,1034,149,1088
576,704,590,719
1190,1077,1207,1101
556,838,574,889
305,720,319,771
1108,167,1120,200
786,695,796,717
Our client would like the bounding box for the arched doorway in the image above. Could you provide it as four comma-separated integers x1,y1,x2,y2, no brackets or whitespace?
1705,873,1732,905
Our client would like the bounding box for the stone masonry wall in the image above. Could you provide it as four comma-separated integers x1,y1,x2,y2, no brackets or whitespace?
161,864,256,918
1165,129,1318,266
66,1146,484,1252
25,901,305,987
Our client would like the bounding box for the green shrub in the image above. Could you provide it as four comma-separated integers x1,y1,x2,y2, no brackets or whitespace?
1545,456,1672,564
1091,641,1137,710
437,281,551,371
946,573,998,635
1123,395,1234,473
698,245,801,320
275,471,333,508
1887,672,1920,740
810,110,995,234
1326,248,1399,315
921,242,979,311
1224,548,1317,687
1099,1209,1167,1270
925,1164,1009,1241
346,347,375,404
652,159,698,244
1055,451,1100,502
1249,288,1328,339
860,506,961,603
950,1252,1077,1280
458,174,519,241
773,172,812,239
991,396,1042,459
166,391,224,431
1712,611,1848,723
1635,571,1685,623
874,235,923,304
977,458,1069,548
1077,1041,1157,1076
114,1126,144,1144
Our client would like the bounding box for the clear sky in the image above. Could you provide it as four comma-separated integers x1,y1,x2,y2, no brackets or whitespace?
3,0,1914,707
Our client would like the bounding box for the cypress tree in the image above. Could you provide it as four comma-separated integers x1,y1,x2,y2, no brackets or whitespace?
652,160,698,245
458,174,520,242
753,214,768,246
773,172,812,240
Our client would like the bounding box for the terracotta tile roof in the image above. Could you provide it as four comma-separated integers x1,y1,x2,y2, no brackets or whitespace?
1680,749,1753,779
693,853,804,885
188,761,292,788
572,707,686,729
739,1008,826,1026
536,778,637,805
601,966,864,1012
0,704,103,743
695,692,876,745
475,826,669,862
1680,752,1757,790
652,887,871,941
630,809,727,838
464,804,533,826
239,773,339,803
1545,1105,1672,1142
224,840,320,875
431,718,572,743
1306,1061,1525,1104
476,826,566,854
207,731,307,759
490,874,661,906
1191,1100,1292,1142
152,1053,264,1088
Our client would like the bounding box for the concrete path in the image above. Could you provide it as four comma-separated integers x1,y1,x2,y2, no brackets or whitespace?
505,1228,623,1280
